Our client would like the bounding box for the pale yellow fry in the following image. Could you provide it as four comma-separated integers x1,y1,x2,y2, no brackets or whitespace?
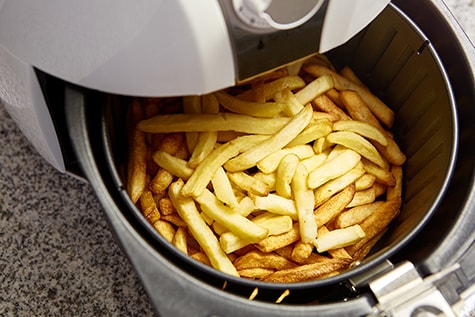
335,201,385,228
292,164,317,243
220,214,293,253
361,158,396,187
227,172,270,196
327,131,386,168
232,196,256,217
194,189,268,242
182,134,269,197
237,75,306,102
303,64,394,128
313,137,333,153
314,225,365,253
308,149,361,189
152,151,194,179
188,131,218,168
257,144,314,174
317,226,352,259
137,112,290,135
300,153,327,173
314,162,366,207
225,104,314,172
214,91,286,117
333,120,388,146
253,194,298,220
253,172,277,192
355,173,377,191
211,167,239,208
346,187,377,208
276,154,300,199
386,165,403,200
168,179,238,277
286,120,333,147
295,74,334,106
274,88,304,116
183,95,202,153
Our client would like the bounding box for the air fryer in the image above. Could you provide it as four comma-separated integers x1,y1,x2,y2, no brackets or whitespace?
32,0,475,316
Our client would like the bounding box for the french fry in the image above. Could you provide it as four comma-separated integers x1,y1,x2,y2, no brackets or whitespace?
274,88,304,116
292,164,317,243
168,179,239,276
194,189,268,243
361,159,396,187
233,250,296,271
291,241,314,263
140,186,161,224
346,187,377,208
237,75,306,102
339,66,367,87
286,120,333,147
211,167,239,208
152,151,194,180
355,173,377,191
312,94,351,121
308,149,361,189
181,134,269,197
227,172,270,196
275,154,299,199
256,144,314,174
314,225,365,253
262,257,352,283
172,227,188,254
314,183,356,227
295,74,334,106
335,201,385,228
238,268,275,279
137,112,291,135
215,91,287,117
303,64,395,128
386,165,403,200
152,220,176,243
314,162,366,207
326,131,386,168
224,104,313,172
257,223,300,253
300,152,327,172
317,226,352,259
149,168,174,196
333,120,388,146
253,194,298,220
127,106,147,203
346,197,402,256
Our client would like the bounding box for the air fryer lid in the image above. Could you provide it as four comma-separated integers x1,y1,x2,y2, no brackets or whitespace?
62,1,475,316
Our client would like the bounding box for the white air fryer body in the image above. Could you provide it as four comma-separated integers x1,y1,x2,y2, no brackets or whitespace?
0,0,389,171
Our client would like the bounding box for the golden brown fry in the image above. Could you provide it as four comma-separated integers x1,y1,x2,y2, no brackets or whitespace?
140,187,161,223
127,109,147,203
326,88,345,109
257,223,300,253
172,227,188,254
314,183,356,226
386,165,403,200
291,241,314,263
361,159,396,187
304,64,394,128
162,214,187,227
152,220,176,243
335,201,385,228
158,197,176,216
262,257,352,283
339,66,367,87
149,168,174,196
346,187,377,208
238,268,275,279
233,250,296,271
312,94,351,121
346,197,402,256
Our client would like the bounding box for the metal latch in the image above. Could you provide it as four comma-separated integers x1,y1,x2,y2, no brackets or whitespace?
350,260,475,316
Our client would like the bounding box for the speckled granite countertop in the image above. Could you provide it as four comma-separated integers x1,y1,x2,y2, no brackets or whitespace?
1,2,474,316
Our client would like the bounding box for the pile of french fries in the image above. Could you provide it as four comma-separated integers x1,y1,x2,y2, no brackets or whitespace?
126,55,405,283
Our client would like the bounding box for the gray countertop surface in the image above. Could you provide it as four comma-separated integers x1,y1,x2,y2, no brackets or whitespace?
1,2,474,316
